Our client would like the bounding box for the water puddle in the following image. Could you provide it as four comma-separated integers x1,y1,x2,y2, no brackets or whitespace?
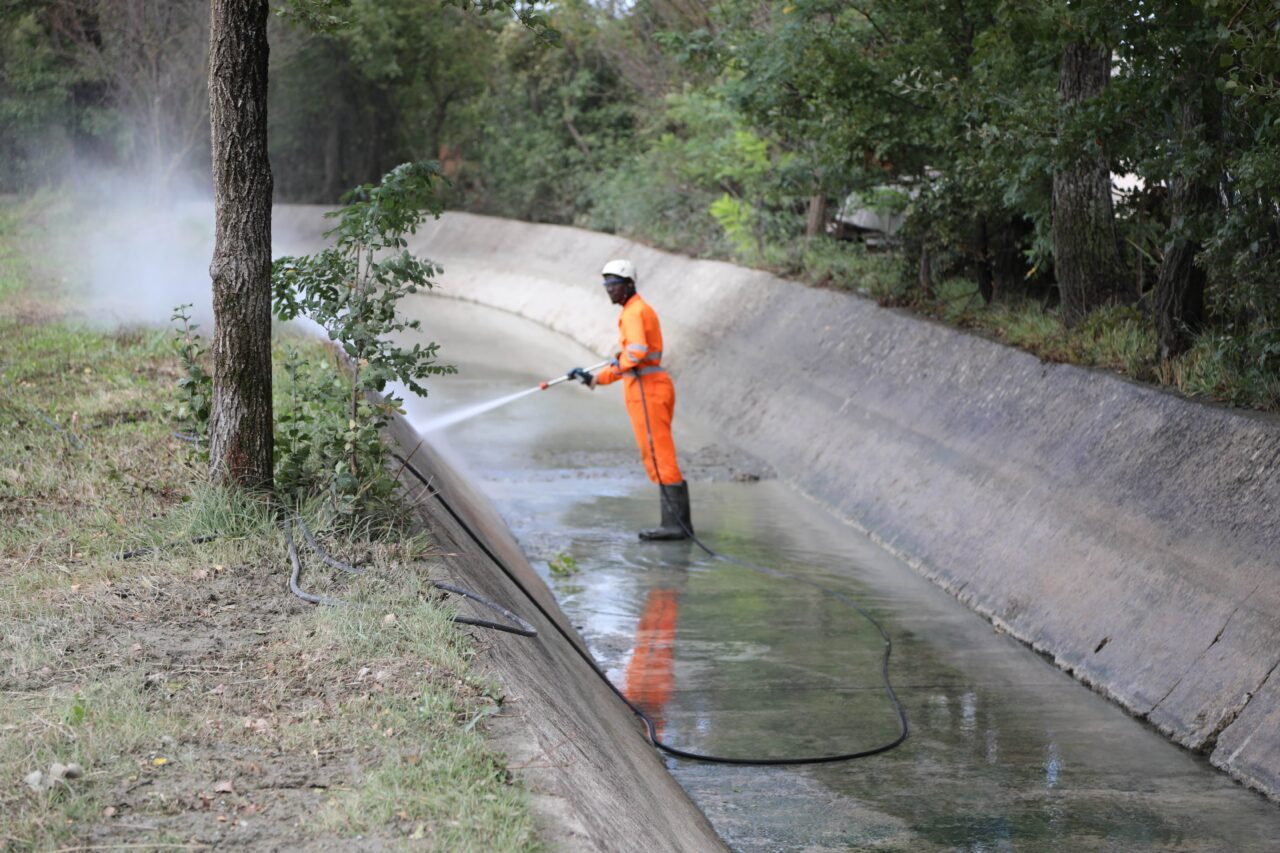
397,295,1280,851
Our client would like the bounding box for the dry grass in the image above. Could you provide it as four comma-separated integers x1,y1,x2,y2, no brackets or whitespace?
0,197,537,851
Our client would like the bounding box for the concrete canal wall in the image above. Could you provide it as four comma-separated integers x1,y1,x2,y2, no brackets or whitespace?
360,209,1280,802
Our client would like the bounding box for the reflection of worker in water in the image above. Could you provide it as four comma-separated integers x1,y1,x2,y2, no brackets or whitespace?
569,259,693,540
624,587,680,738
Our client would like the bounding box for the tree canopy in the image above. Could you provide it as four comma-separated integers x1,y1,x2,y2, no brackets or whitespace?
3,0,1277,408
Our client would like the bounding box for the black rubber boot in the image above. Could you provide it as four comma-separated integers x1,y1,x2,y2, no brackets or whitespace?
639,481,692,541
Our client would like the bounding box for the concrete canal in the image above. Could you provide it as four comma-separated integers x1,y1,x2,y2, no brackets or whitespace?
396,295,1280,851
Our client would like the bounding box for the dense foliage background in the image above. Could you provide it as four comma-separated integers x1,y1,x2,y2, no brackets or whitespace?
2,0,1277,407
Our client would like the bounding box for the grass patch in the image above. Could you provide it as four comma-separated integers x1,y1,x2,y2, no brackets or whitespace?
0,196,537,851
798,237,902,299
867,270,1280,407
654,211,1278,411
295,589,529,849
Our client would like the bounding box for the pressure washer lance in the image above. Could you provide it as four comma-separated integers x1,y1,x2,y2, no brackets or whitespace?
539,361,610,390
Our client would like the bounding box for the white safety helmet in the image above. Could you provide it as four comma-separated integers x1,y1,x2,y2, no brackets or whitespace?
601,259,637,284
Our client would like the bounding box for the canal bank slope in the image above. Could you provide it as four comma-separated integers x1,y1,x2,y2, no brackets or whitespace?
385,415,728,852
375,210,1280,802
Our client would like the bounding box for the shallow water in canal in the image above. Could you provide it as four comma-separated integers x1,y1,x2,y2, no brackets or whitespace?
397,296,1280,851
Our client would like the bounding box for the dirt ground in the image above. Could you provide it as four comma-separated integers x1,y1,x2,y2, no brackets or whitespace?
3,506,535,850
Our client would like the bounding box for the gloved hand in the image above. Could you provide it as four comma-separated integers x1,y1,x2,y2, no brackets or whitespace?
567,367,594,387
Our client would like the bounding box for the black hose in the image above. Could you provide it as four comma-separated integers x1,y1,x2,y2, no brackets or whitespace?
34,411,82,448
433,580,538,637
285,512,536,637
294,515,364,576
119,534,217,560
393,444,906,766
285,519,344,607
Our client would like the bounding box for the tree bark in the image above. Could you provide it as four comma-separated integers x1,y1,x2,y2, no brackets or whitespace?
805,193,827,240
1155,93,1217,361
1052,42,1126,327
918,241,933,298
1154,212,1207,360
975,218,994,304
992,216,1032,298
208,0,273,491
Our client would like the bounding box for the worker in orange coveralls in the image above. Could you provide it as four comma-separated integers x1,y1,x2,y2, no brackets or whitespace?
623,587,680,737
567,259,692,540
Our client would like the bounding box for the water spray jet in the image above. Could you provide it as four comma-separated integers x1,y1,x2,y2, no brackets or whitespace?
417,361,609,432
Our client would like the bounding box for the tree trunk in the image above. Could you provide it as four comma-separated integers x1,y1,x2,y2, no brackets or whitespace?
208,0,273,491
992,217,1031,298
975,218,994,304
1155,212,1207,360
805,193,827,240
1155,93,1217,361
1052,42,1126,327
918,242,933,298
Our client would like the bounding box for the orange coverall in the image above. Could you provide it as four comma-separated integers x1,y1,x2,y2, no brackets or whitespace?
593,294,684,486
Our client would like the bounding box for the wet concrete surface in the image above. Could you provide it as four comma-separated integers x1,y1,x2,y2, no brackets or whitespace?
396,296,1280,851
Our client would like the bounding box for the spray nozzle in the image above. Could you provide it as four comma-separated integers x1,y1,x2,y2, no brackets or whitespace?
538,361,609,391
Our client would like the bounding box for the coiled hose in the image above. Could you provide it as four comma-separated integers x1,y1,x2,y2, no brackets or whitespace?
393,426,908,766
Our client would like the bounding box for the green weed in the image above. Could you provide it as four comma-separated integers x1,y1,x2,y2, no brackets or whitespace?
168,303,211,443
548,551,580,577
